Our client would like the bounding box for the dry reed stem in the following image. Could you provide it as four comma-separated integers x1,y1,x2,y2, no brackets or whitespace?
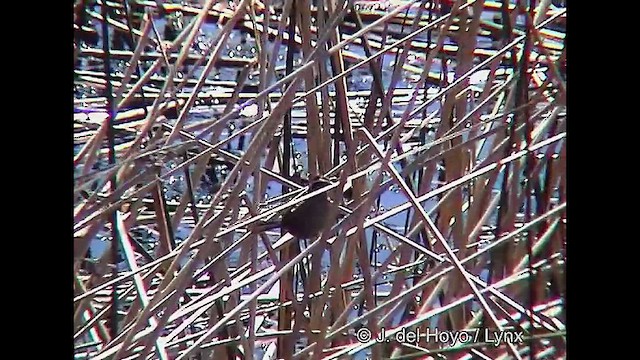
112,13,152,105
360,125,522,358
116,18,197,110
74,275,112,342
87,4,157,48
166,62,255,235
299,0,323,178
165,0,250,145
115,213,169,359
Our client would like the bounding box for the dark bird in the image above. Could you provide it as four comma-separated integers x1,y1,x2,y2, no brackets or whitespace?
281,179,334,239
255,179,334,239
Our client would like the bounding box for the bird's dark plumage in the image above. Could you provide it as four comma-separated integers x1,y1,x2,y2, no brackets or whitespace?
280,179,333,239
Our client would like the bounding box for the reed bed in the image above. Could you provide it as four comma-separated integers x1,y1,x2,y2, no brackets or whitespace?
73,0,566,359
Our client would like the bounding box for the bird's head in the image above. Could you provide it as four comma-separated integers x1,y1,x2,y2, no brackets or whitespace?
308,175,354,202
309,179,332,192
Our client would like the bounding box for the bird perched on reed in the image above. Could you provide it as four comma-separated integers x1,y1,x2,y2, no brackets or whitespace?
281,179,334,239
254,178,335,239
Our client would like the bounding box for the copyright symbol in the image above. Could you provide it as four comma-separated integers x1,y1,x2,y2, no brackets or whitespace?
356,327,372,343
